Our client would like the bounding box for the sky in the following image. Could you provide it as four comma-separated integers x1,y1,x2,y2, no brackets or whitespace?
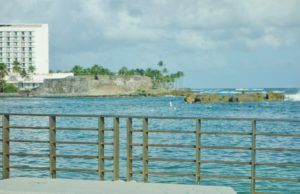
1,0,299,88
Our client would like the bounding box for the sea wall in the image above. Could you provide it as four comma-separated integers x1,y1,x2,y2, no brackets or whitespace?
31,75,153,96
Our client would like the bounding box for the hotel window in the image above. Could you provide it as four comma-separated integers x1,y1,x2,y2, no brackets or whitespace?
7,42,10,46
22,63,25,67
22,32,25,35
29,47,32,51
22,58,25,62
7,37,10,41
29,58,32,62
22,47,25,51
14,32,17,36
29,32,32,35
7,58,10,62
29,37,32,41
22,37,25,41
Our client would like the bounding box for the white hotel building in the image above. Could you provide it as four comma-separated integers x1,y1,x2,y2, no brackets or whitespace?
0,24,49,74
0,24,72,89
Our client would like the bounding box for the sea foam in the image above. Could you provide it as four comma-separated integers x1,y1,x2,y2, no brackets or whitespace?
285,92,300,101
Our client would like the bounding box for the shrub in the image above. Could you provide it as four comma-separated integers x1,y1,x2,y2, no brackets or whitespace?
4,83,18,93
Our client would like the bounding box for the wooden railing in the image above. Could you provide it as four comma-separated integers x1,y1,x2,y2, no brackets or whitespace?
1,113,300,194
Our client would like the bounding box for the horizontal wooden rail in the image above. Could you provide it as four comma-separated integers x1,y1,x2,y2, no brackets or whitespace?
55,154,98,159
55,141,98,145
9,140,49,143
10,153,49,157
1,112,300,122
56,168,98,173
9,126,49,130
10,166,49,171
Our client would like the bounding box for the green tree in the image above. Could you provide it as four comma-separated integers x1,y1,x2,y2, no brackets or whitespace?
0,63,8,92
28,65,36,74
71,65,83,75
118,66,134,76
157,60,164,67
12,60,22,75
20,68,27,78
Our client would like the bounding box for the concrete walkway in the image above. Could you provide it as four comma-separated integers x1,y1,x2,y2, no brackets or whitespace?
0,178,236,194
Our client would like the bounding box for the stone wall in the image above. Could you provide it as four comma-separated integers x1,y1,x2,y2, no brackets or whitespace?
31,75,153,96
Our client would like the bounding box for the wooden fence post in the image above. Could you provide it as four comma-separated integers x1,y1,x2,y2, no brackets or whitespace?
2,114,10,179
113,117,119,180
142,117,149,182
251,120,257,194
196,119,201,184
49,116,56,178
98,116,105,180
127,118,133,181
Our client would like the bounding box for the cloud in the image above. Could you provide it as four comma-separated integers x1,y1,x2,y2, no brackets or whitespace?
1,0,300,50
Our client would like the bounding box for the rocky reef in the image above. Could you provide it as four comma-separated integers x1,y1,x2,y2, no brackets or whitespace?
184,92,285,103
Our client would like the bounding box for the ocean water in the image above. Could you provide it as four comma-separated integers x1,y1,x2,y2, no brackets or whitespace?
0,88,299,194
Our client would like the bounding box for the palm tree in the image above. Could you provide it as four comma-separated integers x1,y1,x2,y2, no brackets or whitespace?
28,65,36,74
20,68,27,78
0,63,8,93
157,60,164,67
12,60,22,75
0,63,8,79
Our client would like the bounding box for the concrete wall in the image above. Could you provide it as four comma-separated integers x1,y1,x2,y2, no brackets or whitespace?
31,75,153,96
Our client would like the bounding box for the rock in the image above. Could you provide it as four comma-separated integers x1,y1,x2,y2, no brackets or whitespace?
228,96,239,102
236,92,265,102
184,91,285,103
265,92,284,101
193,94,229,103
184,94,196,103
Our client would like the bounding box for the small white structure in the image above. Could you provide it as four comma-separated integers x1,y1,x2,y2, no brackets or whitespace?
5,72,73,90
0,24,49,74
0,178,236,194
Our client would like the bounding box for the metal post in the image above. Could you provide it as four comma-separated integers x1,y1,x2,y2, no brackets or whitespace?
251,120,256,194
113,117,119,180
49,116,56,178
142,117,148,182
2,114,10,179
196,119,201,184
98,117,105,180
127,118,133,181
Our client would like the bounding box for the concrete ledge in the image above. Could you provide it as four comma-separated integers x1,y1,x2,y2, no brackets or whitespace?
0,178,236,194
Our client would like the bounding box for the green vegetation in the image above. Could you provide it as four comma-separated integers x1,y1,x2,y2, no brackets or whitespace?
71,61,184,88
0,63,9,93
3,83,17,93
0,61,35,93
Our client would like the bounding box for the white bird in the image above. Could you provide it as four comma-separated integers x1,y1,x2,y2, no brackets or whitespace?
169,101,176,110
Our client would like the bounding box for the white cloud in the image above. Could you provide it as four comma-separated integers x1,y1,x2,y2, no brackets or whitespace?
1,0,300,50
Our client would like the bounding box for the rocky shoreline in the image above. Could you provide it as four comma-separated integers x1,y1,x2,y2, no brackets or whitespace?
184,92,285,103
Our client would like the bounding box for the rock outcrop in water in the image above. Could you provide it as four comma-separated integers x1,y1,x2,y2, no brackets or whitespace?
184,92,285,103
31,75,153,96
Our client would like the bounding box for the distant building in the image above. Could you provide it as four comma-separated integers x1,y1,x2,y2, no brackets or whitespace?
0,24,73,90
0,24,49,74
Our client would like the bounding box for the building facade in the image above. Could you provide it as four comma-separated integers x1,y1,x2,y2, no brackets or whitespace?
0,24,49,74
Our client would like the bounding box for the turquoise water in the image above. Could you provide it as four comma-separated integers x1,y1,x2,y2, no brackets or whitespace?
0,88,299,193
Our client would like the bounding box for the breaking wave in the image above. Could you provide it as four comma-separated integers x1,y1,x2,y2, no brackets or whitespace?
285,92,300,101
